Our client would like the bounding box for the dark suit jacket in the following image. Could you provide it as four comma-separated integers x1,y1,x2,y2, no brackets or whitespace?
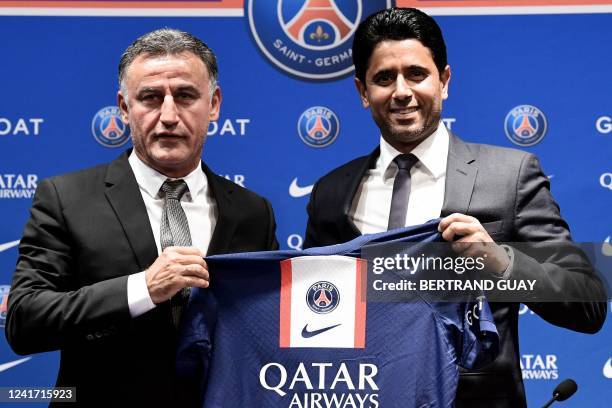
304,134,606,408
5,150,278,406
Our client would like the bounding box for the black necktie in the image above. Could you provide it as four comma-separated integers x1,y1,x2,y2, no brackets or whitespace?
388,154,419,230
159,179,192,327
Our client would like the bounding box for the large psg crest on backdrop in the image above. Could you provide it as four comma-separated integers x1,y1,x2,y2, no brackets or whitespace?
247,0,393,80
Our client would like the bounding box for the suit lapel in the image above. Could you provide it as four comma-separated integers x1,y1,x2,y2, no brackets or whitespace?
340,148,380,238
203,163,236,256
441,134,478,216
104,151,158,270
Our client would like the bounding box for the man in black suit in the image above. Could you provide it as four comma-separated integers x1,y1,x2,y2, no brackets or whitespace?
6,28,277,406
304,8,606,408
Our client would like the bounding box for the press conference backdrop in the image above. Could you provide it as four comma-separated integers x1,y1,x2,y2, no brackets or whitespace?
0,1,610,406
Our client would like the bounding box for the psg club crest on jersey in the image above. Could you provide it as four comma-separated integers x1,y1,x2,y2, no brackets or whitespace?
0,285,10,328
279,256,366,348
247,0,394,80
91,106,130,148
297,106,340,148
504,105,547,147
306,281,340,314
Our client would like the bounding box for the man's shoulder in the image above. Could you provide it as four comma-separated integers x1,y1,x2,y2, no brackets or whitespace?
457,136,533,163
37,154,129,205
49,162,110,181
315,152,374,186
453,135,538,175
44,161,114,192
206,170,270,206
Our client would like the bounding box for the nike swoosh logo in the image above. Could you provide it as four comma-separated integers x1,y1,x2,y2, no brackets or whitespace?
0,240,20,253
289,178,313,198
301,323,341,338
0,357,31,373
603,236,612,257
604,357,612,379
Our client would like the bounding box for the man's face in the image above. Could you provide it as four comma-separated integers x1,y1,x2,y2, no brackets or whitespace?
118,52,221,177
355,39,450,152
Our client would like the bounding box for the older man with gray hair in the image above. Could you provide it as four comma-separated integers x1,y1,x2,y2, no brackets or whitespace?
6,28,278,406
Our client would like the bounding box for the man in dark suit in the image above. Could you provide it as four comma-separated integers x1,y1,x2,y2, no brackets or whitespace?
5,29,277,406
304,8,606,408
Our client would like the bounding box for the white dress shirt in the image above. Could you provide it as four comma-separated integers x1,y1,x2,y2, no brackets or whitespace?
349,123,514,278
350,122,449,233
126,152,217,318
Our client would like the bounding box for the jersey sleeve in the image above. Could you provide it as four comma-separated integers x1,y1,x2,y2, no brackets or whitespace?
175,287,217,407
433,295,499,370
459,295,499,369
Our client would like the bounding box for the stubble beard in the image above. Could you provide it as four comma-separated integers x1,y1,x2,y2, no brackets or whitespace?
379,109,442,152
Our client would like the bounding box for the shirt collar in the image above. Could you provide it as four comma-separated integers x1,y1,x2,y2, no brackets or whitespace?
377,121,449,180
128,151,207,200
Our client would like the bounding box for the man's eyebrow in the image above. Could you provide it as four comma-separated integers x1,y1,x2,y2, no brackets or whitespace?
372,68,395,77
136,87,161,96
375,63,430,71
174,85,201,95
372,64,431,77
406,64,430,72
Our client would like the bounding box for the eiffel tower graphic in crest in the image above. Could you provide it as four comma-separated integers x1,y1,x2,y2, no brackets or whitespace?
285,0,353,44
515,115,537,137
102,115,124,139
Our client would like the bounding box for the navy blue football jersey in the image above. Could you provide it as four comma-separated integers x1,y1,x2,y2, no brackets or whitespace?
176,221,498,408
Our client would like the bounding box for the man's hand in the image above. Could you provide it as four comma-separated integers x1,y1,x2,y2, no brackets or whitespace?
438,213,509,276
145,246,209,304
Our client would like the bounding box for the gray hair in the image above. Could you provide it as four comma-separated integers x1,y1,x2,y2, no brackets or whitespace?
118,28,218,101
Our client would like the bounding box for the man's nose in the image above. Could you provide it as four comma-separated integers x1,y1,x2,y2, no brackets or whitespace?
160,95,179,127
393,76,413,101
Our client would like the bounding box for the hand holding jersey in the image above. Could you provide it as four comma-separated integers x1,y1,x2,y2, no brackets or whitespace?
145,247,209,304
439,213,510,277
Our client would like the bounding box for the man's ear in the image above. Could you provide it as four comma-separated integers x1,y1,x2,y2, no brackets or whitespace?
117,91,129,123
209,86,222,121
440,65,451,100
354,77,370,108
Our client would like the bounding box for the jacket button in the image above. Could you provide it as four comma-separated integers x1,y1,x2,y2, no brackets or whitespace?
86,334,94,341
95,331,103,338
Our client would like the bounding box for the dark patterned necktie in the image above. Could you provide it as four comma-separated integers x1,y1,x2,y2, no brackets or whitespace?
160,179,192,327
388,154,419,230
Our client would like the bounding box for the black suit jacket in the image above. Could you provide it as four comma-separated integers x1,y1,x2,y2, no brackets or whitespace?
304,134,606,408
5,150,278,406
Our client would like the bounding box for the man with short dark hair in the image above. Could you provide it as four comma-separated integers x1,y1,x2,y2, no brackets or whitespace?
6,28,278,405
304,8,606,407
